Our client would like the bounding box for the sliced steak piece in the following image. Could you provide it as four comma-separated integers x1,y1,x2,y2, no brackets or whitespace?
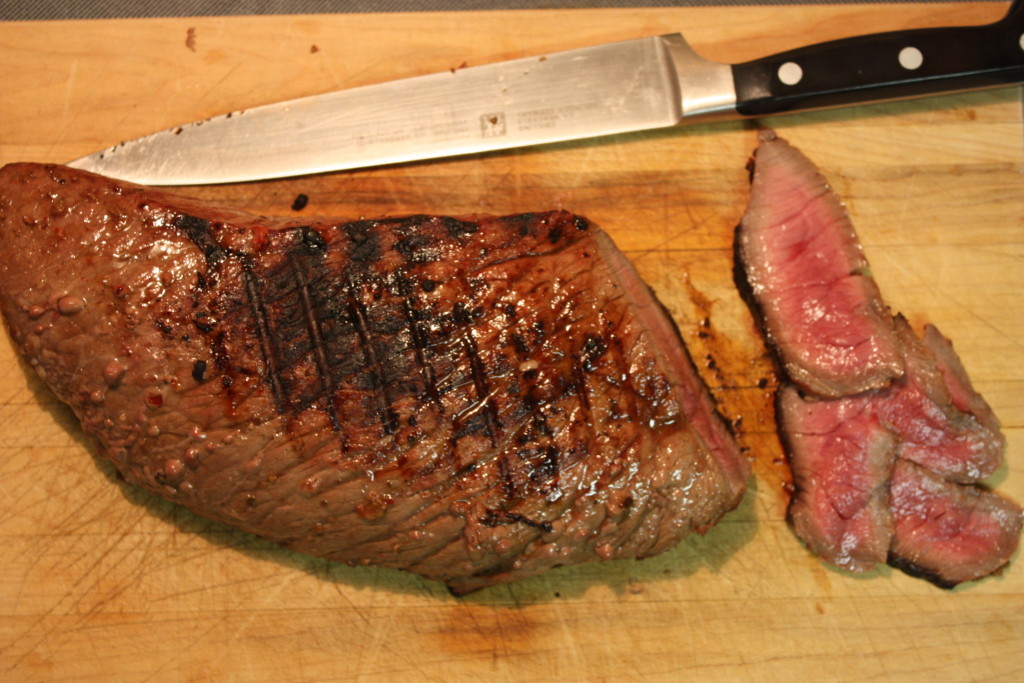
736,130,904,397
881,316,1004,483
777,385,894,572
0,162,748,594
922,323,1004,436
776,316,1011,572
889,460,1022,588
736,131,1020,587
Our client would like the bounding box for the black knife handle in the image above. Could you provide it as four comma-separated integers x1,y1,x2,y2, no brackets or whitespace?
733,0,1024,116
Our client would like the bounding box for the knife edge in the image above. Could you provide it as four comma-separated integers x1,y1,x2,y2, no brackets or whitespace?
67,35,702,185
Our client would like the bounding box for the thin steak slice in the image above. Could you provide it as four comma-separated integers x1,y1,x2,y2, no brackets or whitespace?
737,131,1020,587
736,130,904,397
880,315,1004,483
889,460,1022,588
0,162,748,594
923,323,1004,437
778,384,894,572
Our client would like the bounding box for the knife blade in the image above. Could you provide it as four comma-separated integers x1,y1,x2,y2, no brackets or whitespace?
68,1,1024,185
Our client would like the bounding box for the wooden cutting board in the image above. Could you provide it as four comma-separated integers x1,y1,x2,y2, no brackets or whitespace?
1,3,1022,680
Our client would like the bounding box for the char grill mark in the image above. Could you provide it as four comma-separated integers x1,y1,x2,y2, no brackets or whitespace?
344,278,400,436
242,263,289,414
498,443,562,503
239,234,356,427
184,216,429,439
182,210,681,532
401,297,442,407
188,210,625,492
191,359,208,383
174,214,226,265
569,333,608,418
182,211,518,447
459,331,502,446
480,508,554,534
289,259,339,429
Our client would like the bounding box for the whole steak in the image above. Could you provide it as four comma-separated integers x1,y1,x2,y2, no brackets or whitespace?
0,163,748,594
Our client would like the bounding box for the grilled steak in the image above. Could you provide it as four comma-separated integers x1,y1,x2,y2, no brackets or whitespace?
738,131,1021,587
0,162,748,594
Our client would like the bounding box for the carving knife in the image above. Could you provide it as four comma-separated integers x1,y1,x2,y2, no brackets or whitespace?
69,2,1024,185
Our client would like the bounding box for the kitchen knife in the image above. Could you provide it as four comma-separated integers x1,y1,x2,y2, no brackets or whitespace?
68,1,1024,185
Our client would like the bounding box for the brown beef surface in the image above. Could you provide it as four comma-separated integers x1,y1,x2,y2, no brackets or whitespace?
0,162,748,594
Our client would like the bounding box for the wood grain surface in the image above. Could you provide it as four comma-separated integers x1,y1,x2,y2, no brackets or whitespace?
1,3,1022,681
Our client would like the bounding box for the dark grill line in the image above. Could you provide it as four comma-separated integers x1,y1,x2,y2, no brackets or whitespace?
539,444,561,493
498,455,516,500
243,263,287,413
571,360,592,419
290,259,341,430
462,331,501,445
401,297,442,408
346,279,398,436
479,509,554,534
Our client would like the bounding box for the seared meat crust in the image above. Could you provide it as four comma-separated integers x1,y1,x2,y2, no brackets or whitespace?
0,162,748,594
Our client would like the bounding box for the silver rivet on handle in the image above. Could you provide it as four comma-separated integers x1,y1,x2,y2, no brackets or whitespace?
778,61,803,85
899,46,923,70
